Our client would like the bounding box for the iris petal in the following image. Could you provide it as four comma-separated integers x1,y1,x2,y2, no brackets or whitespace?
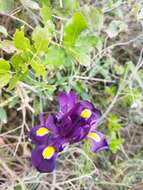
87,130,108,152
29,125,49,145
31,145,57,173
57,91,77,120
45,114,58,133
87,132,101,142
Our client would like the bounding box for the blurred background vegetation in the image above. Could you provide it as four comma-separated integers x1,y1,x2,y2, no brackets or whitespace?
0,0,143,189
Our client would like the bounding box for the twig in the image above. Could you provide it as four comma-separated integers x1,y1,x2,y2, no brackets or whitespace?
0,12,34,30
73,75,116,84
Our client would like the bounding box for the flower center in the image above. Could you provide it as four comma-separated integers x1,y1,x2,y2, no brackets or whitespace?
42,146,55,159
36,127,49,136
80,109,92,119
87,132,101,142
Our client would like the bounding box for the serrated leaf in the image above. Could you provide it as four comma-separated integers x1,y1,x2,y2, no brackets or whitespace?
0,25,8,37
0,73,12,88
105,86,117,96
31,62,46,77
0,59,10,73
108,114,122,133
14,30,31,51
64,12,88,47
0,59,12,88
109,137,124,153
11,54,25,71
45,45,67,68
8,74,20,90
32,25,53,52
40,6,52,22
73,35,101,66
75,35,98,53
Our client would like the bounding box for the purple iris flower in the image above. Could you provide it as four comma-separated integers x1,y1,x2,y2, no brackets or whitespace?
29,91,108,173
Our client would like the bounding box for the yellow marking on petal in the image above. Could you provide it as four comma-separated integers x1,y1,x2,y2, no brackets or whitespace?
87,132,101,142
42,146,55,159
36,127,49,136
80,109,92,119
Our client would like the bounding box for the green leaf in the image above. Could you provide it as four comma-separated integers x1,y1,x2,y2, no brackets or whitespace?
45,45,67,68
40,6,52,22
0,73,12,88
0,25,8,37
0,59,12,88
11,54,25,71
10,54,28,89
32,25,53,52
0,59,10,73
14,30,31,51
109,136,124,153
105,86,117,96
75,35,99,53
8,70,28,90
33,98,42,115
31,62,46,77
113,64,124,75
108,114,122,133
8,74,20,90
0,107,7,124
72,35,102,66
64,12,88,47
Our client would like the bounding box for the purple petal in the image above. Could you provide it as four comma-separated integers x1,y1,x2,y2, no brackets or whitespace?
57,115,73,137
71,100,94,119
45,114,58,133
31,145,57,173
89,108,101,128
57,91,78,120
29,125,50,145
69,124,91,143
87,130,108,152
48,136,68,152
